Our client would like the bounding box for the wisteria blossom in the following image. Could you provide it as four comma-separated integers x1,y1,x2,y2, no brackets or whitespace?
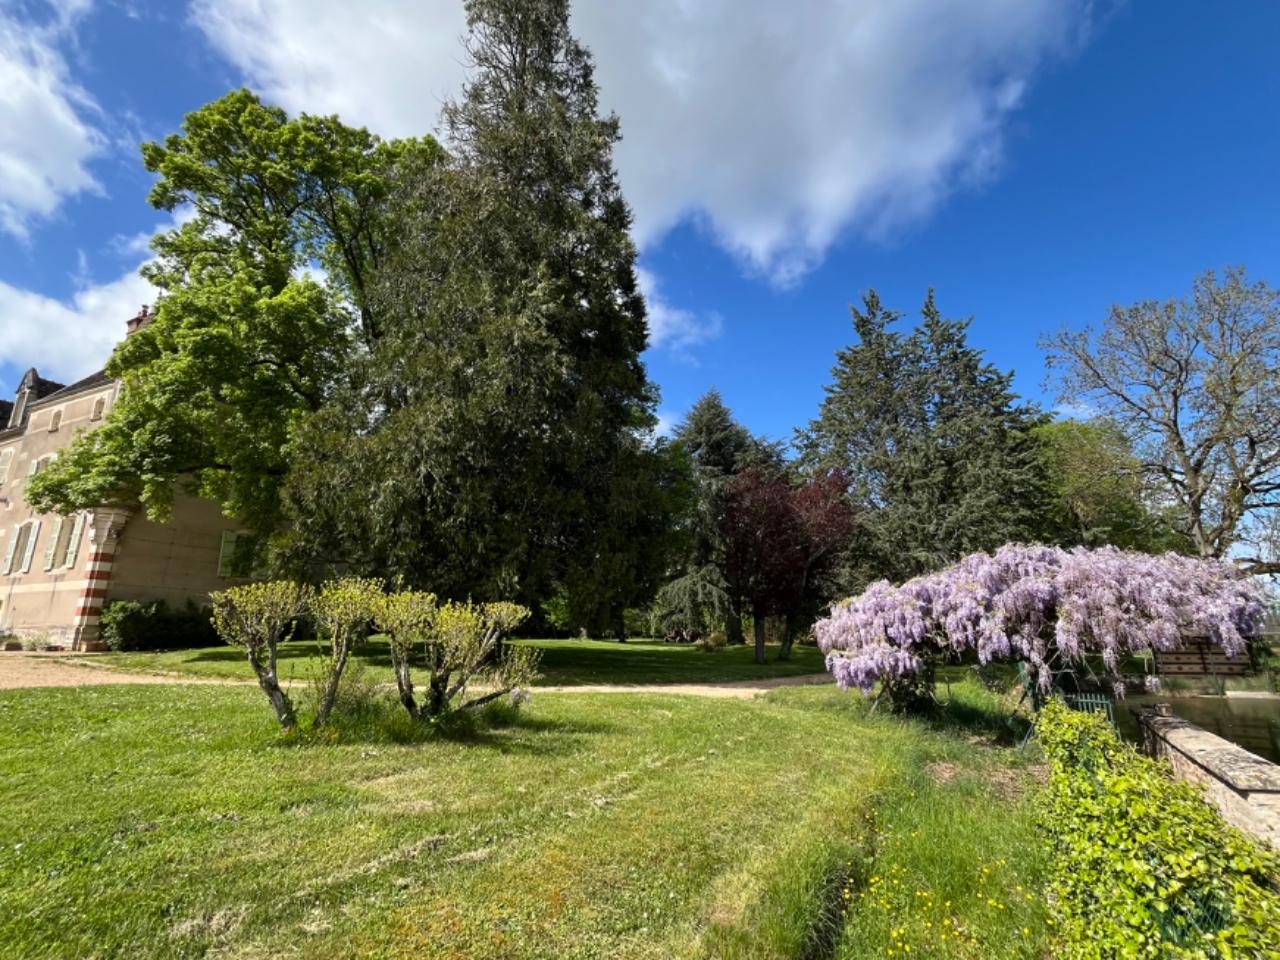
815,545,1264,702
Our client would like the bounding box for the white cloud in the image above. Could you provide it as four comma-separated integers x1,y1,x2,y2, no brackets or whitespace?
0,2,105,238
636,266,722,357
654,410,678,439
0,206,193,383
0,265,153,382
190,0,1091,284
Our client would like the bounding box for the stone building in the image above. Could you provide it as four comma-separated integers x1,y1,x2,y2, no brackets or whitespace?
0,308,252,650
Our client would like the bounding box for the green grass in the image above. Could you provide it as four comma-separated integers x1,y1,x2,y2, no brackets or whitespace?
86,636,828,687
0,679,1048,959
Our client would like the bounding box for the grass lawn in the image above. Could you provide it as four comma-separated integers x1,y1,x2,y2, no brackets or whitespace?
0,679,1047,959
86,636,828,687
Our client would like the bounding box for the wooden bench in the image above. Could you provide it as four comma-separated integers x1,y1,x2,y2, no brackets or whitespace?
1154,639,1252,677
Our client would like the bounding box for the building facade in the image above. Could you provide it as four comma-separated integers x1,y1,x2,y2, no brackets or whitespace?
0,309,251,650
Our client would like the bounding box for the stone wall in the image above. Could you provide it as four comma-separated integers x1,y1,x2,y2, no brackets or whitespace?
1137,704,1280,848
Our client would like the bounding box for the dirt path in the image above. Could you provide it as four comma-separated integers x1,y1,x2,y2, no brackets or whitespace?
0,653,245,690
0,652,831,697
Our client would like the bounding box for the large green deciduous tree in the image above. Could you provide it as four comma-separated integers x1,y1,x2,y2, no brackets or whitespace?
280,0,670,613
1045,268,1280,574
1033,419,1189,553
799,289,1049,588
27,90,441,534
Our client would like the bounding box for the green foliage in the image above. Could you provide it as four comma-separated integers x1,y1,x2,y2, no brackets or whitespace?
26,90,442,534
800,289,1049,588
99,599,217,652
210,579,312,727
279,0,677,626
652,563,731,641
310,577,384,726
669,389,782,644
1036,700,1280,958
1034,418,1190,552
372,591,537,720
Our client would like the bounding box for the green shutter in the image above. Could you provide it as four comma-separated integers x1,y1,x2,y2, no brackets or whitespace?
218,531,237,578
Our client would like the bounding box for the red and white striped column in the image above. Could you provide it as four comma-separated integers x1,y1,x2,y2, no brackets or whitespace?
71,507,131,652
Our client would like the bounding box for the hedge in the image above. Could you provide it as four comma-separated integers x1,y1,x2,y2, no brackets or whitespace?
99,599,218,652
1036,700,1280,959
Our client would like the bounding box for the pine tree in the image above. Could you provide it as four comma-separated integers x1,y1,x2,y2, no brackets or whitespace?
800,289,1049,587
281,0,665,610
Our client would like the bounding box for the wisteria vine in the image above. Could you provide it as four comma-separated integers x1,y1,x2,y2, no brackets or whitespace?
815,545,1264,698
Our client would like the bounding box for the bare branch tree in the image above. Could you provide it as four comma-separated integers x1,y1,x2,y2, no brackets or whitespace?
1044,268,1280,574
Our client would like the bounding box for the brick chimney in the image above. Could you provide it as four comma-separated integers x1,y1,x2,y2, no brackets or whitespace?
125,304,152,337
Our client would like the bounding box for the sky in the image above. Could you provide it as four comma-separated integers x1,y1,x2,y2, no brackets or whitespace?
1,0,1278,446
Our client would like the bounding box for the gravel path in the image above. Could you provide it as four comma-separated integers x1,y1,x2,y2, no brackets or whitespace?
0,653,832,697
0,653,243,690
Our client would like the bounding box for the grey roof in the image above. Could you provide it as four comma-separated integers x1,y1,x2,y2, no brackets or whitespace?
28,369,112,407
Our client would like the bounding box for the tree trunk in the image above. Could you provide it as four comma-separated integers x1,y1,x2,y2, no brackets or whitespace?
753,612,767,664
315,630,351,726
726,601,745,645
389,645,420,720
779,614,798,661
247,646,296,730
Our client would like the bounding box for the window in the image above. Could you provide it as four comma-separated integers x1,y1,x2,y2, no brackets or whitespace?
61,513,85,569
43,516,77,571
3,520,41,576
218,530,260,578
90,398,105,421
0,449,12,486
27,453,57,477
48,409,62,432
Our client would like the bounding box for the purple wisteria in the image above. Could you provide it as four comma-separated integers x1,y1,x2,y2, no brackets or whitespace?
815,545,1264,697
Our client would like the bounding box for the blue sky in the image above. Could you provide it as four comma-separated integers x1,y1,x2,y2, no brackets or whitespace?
2,0,1278,446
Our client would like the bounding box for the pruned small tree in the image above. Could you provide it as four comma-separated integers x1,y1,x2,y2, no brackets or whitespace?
374,589,438,720
373,599,539,719
311,577,384,726
210,580,312,729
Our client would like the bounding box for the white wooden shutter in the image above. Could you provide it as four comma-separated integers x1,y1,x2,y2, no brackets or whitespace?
63,512,86,568
2,526,19,575
19,519,41,573
218,531,237,577
27,458,37,477
43,517,65,571
0,449,12,485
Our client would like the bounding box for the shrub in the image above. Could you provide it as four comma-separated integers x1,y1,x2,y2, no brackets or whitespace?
310,577,383,726
99,599,218,652
21,633,52,652
210,581,312,729
372,595,538,721
1036,700,1280,959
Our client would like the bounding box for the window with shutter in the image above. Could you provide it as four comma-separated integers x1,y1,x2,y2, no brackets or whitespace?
49,410,62,432
0,449,12,485
2,525,21,575
27,458,37,477
218,531,259,578
90,398,105,421
43,517,65,571
62,512,85,568
19,520,42,574
218,530,237,578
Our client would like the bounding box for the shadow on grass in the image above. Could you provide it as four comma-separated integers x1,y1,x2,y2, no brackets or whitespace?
272,696,619,756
